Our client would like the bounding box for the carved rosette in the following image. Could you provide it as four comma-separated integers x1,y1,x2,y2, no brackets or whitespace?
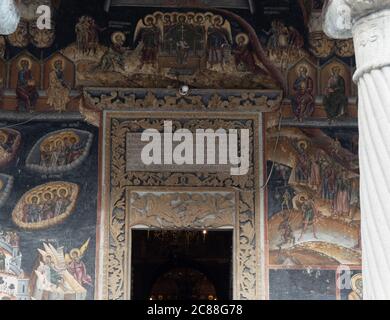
103,114,260,300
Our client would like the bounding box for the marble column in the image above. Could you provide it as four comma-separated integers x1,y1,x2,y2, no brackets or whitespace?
0,0,20,35
323,0,390,300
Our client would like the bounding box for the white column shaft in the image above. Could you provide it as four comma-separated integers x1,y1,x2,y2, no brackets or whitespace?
353,9,390,300
0,0,20,35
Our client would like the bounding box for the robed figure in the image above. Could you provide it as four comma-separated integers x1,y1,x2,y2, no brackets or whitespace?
324,66,348,121
16,59,39,111
291,66,315,121
47,60,71,112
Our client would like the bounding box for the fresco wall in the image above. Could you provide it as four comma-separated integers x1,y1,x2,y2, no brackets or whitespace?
0,121,98,300
0,0,362,300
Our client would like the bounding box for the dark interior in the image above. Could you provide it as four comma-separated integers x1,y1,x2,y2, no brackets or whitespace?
131,230,233,300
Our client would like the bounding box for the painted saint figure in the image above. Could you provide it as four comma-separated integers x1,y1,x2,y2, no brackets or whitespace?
298,198,318,241
206,16,230,71
136,16,160,69
16,59,39,112
291,65,315,121
309,152,321,192
99,32,127,72
65,239,92,288
333,171,351,216
233,33,266,74
324,66,348,122
47,59,71,112
294,140,309,183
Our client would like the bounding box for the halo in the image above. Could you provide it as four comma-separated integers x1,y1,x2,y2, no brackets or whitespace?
111,32,126,45
0,180,3,191
57,187,69,198
351,274,363,294
235,33,249,46
30,195,41,204
144,14,156,26
298,140,308,150
43,191,53,201
18,57,32,70
296,63,310,76
51,57,65,70
212,15,224,26
70,248,81,257
177,13,187,23
194,13,205,24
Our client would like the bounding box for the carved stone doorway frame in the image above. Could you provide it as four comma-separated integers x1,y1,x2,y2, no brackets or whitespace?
96,110,267,300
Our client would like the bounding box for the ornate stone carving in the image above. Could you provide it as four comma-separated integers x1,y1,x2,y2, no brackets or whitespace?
129,191,235,229
100,113,261,300
83,88,282,115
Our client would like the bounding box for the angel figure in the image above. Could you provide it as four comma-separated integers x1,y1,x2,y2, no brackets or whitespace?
206,15,232,71
65,238,92,287
134,15,162,70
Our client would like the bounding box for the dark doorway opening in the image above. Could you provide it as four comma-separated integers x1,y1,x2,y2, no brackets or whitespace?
131,230,233,300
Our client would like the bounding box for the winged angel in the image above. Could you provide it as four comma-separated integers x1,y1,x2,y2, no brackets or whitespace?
64,238,93,287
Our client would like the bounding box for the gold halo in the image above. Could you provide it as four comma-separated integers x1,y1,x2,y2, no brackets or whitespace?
0,180,4,191
351,274,363,293
235,33,249,46
298,140,308,150
144,14,156,26
57,187,69,198
70,248,81,257
18,57,32,70
194,13,205,24
212,15,224,26
51,57,65,70
111,32,126,45
296,63,310,76
43,191,53,201
177,13,187,23
30,195,40,204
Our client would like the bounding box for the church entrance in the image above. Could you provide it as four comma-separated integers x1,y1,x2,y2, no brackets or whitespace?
131,230,233,300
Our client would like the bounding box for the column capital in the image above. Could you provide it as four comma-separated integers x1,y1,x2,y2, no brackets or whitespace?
0,0,20,35
323,0,390,39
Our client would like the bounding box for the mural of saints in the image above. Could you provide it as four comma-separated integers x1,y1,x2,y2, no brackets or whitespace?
47,59,71,112
323,66,348,122
291,65,315,121
16,58,39,112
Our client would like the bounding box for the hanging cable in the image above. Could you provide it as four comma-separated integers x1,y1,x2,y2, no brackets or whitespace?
260,109,284,190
